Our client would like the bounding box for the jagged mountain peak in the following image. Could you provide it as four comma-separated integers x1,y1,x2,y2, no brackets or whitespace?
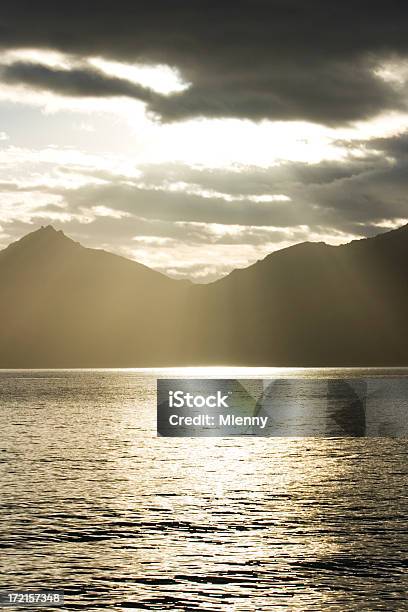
19,224,77,245
0,225,80,260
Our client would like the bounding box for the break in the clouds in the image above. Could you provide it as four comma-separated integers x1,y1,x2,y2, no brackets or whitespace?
1,2,408,280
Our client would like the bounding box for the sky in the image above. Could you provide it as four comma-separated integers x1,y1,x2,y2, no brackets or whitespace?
1,1,408,281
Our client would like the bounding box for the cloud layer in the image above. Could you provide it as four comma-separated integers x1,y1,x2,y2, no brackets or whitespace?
1,2,408,123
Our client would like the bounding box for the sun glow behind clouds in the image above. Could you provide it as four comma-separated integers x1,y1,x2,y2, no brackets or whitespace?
374,58,408,85
0,48,190,95
0,48,72,68
142,119,352,167
3,47,408,278
88,57,190,95
2,48,408,168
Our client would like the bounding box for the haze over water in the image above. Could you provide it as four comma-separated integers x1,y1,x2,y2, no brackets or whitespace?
1,369,407,611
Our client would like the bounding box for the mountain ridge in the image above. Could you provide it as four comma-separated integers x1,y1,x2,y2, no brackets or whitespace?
0,225,190,285
4,223,399,284
1,223,408,367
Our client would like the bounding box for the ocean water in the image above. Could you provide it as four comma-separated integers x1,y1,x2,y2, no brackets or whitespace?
0,368,407,611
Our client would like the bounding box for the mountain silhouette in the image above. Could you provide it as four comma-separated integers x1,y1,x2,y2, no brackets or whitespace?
1,224,408,366
0,226,190,366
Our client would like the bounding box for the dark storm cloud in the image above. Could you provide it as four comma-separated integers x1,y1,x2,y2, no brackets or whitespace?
366,133,408,158
149,63,404,124
1,62,156,104
3,58,399,126
1,1,408,124
304,161,408,227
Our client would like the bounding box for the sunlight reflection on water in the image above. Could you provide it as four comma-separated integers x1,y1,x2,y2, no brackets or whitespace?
0,369,407,610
